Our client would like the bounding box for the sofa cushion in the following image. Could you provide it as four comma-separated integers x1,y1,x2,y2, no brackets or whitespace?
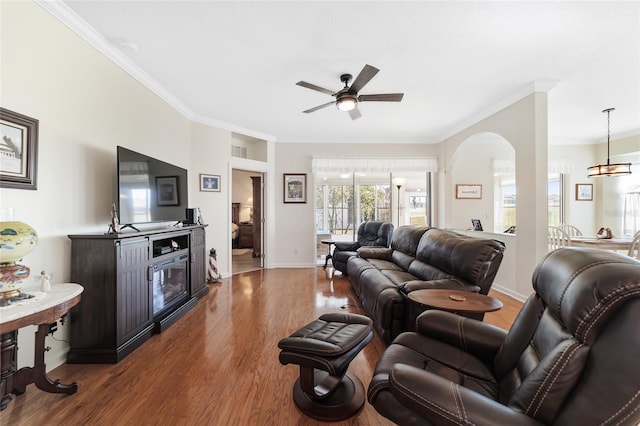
372,332,499,400
381,270,421,287
400,278,481,294
407,259,455,282
390,250,416,271
365,258,403,272
357,246,392,260
416,228,505,287
390,226,429,256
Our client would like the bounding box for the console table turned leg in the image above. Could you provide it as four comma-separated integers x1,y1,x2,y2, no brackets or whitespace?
10,324,78,399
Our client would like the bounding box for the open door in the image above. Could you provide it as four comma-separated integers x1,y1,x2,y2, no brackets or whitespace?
231,169,263,274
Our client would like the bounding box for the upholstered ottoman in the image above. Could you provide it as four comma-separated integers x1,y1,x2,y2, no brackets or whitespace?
278,313,374,421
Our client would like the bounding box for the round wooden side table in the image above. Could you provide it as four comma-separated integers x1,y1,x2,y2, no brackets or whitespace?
408,289,503,315
321,240,335,270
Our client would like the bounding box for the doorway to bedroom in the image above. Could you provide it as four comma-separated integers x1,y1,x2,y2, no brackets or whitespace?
231,169,263,274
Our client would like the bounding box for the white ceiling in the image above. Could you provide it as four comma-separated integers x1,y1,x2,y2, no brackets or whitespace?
54,1,640,145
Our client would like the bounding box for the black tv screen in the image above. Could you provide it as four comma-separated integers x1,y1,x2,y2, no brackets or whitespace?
117,146,188,226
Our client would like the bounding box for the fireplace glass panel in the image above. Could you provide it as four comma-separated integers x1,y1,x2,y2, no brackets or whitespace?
152,254,189,315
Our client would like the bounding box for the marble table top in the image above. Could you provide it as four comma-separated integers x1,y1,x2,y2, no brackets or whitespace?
0,283,84,325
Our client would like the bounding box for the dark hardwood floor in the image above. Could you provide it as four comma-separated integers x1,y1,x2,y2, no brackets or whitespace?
232,249,261,274
1,268,522,425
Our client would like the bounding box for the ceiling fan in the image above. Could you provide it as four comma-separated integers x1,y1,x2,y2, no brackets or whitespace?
296,64,404,120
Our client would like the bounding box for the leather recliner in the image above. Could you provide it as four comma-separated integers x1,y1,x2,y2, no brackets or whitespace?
368,247,640,425
332,221,393,275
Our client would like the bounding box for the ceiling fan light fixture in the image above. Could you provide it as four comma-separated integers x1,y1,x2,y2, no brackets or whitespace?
336,95,357,111
588,108,632,178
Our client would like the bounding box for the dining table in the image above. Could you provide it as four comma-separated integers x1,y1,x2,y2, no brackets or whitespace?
569,235,634,251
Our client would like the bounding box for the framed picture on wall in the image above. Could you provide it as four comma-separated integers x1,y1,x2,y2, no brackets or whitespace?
456,184,482,199
156,176,179,206
576,183,593,201
284,173,306,203
0,108,38,190
200,174,221,192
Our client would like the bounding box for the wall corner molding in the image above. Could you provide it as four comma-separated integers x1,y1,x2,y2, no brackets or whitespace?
35,0,275,142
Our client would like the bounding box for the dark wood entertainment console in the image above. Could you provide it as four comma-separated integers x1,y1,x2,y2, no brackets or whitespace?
67,225,207,363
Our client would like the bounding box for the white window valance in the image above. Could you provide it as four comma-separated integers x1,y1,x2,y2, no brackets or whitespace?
548,159,574,174
492,160,515,175
492,159,573,175
312,156,438,173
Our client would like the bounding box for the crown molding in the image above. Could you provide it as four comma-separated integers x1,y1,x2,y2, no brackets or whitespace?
35,0,275,142
437,80,561,142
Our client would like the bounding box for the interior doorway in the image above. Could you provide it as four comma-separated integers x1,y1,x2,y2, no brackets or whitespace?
231,169,263,274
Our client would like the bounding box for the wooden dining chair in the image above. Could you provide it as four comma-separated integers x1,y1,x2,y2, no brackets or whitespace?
628,231,640,259
559,223,583,237
548,226,572,251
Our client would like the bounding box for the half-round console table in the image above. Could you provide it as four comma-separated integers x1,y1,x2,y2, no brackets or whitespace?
0,283,83,410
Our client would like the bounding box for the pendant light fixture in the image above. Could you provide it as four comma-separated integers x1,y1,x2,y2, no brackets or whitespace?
587,108,632,177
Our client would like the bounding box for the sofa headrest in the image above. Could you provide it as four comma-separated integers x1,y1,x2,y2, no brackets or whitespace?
416,228,505,284
533,247,640,344
390,226,430,256
357,221,394,247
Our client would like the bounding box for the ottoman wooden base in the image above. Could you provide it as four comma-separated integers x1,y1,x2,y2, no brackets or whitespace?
292,371,365,421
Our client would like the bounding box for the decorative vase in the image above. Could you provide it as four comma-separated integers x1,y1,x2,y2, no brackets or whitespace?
0,221,38,297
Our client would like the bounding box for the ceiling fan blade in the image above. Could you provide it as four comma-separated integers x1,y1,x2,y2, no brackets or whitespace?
303,101,335,113
296,81,336,95
349,107,362,120
349,64,379,93
358,93,404,102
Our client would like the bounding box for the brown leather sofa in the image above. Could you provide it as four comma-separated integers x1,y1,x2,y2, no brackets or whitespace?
332,221,394,275
347,226,506,344
368,247,640,425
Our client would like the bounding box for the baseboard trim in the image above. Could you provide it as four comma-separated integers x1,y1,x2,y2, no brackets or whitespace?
492,284,529,303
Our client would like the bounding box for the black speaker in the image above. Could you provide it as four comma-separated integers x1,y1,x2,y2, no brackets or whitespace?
185,208,197,225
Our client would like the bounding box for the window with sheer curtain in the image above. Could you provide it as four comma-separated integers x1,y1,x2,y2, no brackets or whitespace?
312,157,436,260
623,190,640,235
493,158,569,232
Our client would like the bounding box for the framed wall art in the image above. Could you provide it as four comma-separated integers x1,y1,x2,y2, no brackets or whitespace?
200,174,220,192
455,184,482,199
575,183,593,201
0,108,39,190
283,173,306,203
156,176,179,206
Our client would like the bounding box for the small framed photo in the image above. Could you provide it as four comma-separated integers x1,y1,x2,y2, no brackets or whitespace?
456,184,482,199
156,176,179,206
576,183,593,201
471,219,483,231
200,174,220,192
0,108,39,190
284,173,307,203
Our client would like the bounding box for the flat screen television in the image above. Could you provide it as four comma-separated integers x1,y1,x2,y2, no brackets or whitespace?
117,146,188,227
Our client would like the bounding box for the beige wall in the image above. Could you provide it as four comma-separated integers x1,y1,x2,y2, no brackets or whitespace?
440,93,549,299
591,134,640,236
449,134,513,231
189,122,233,266
0,2,234,370
272,142,439,267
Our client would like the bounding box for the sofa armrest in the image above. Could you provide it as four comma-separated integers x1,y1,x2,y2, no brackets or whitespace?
357,246,392,260
415,310,507,363
334,241,360,251
400,278,480,294
389,364,543,426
